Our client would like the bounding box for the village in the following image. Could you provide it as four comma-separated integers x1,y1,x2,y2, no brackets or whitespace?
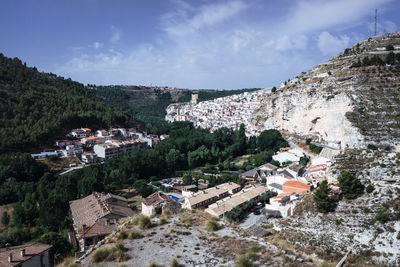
31,127,169,166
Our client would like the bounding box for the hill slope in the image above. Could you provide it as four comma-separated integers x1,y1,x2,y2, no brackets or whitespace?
0,53,132,152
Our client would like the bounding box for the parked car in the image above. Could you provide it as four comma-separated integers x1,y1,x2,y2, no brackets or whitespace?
255,202,263,209
253,210,261,215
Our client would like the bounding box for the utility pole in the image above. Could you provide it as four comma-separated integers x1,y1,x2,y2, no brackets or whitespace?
374,9,378,36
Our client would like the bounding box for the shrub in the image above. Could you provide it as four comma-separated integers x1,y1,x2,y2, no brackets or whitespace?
367,144,378,150
116,231,129,240
309,144,323,154
234,254,254,267
159,215,168,225
366,183,374,193
306,138,312,145
92,243,127,262
147,261,159,267
375,207,389,224
386,44,394,51
132,214,152,229
170,258,179,267
128,231,143,239
205,218,220,232
271,86,277,93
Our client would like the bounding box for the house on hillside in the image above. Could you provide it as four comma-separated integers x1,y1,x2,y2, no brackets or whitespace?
265,193,298,218
239,163,278,181
183,182,241,209
141,192,180,217
69,192,133,252
287,163,304,178
283,180,311,194
0,243,53,267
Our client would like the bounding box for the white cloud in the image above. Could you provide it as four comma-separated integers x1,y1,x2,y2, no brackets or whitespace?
282,0,391,34
317,31,350,55
57,0,395,89
162,0,247,36
110,26,121,43
90,42,103,49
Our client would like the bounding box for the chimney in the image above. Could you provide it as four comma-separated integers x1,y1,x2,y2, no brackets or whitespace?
82,224,87,232
21,249,25,257
8,253,12,262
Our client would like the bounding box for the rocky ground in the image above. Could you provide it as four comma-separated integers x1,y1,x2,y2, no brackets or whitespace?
271,182,400,267
79,210,317,267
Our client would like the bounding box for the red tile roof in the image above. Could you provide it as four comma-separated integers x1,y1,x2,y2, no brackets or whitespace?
283,180,311,190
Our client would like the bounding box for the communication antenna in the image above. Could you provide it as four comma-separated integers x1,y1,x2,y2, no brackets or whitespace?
374,9,378,36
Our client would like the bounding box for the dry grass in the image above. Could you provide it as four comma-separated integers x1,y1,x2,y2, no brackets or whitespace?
56,257,81,267
179,209,212,227
92,243,127,263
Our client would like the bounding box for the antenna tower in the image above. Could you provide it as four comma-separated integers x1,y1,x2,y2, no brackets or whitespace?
374,9,378,36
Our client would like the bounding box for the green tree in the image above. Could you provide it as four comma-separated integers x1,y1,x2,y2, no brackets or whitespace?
257,129,288,152
386,44,394,51
338,171,364,199
313,180,336,212
182,173,193,185
1,211,10,226
271,86,277,93
366,183,375,193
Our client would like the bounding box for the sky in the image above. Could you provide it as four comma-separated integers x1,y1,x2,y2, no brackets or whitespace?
1,0,399,89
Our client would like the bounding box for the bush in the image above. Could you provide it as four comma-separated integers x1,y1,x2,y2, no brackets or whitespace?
271,86,277,93
386,44,394,51
306,138,312,145
128,231,143,239
147,261,159,267
116,230,129,240
92,243,127,262
367,144,378,150
309,144,323,154
170,258,179,267
375,207,389,224
234,254,254,267
205,218,220,232
366,183,374,193
132,214,152,229
159,215,168,225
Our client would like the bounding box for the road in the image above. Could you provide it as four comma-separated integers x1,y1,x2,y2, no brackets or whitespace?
59,165,84,175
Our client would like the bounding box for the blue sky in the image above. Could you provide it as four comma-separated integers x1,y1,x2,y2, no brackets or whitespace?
1,0,399,89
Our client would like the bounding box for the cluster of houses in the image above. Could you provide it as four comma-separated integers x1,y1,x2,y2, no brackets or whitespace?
166,92,270,136
31,127,168,164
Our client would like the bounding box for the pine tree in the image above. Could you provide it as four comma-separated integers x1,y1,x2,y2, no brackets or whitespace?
338,171,364,199
313,180,336,212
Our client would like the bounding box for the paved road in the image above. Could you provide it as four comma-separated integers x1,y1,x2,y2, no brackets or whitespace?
239,210,267,229
59,165,84,175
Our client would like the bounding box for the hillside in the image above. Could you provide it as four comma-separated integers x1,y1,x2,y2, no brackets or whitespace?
0,53,133,152
167,32,400,151
95,85,259,120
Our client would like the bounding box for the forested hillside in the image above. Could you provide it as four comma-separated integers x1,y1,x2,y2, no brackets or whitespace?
95,85,259,120
0,53,133,152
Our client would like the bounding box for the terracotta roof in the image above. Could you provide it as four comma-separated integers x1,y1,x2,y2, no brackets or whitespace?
69,192,133,238
270,192,293,200
0,243,52,267
283,181,311,190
